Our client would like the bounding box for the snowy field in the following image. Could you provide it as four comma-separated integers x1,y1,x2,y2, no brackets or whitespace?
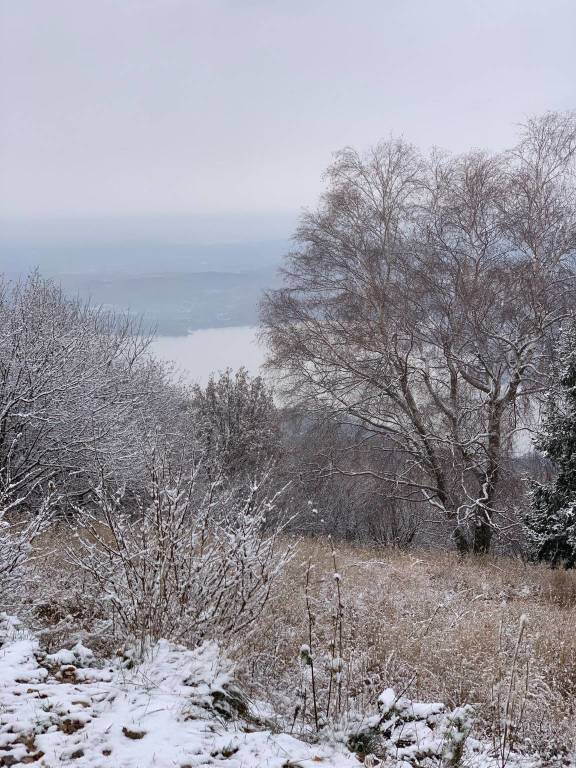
0,616,355,768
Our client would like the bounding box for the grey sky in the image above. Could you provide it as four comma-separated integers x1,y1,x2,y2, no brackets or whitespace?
1,0,574,220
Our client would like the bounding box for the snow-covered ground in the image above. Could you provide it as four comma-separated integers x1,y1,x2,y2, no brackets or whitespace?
0,615,355,767
0,615,543,767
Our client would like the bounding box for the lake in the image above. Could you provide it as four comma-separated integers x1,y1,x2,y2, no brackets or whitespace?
150,326,266,385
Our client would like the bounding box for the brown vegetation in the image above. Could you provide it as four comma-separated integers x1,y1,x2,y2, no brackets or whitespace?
242,537,576,759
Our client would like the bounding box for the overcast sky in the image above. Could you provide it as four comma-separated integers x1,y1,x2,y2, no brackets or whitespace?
1,0,574,222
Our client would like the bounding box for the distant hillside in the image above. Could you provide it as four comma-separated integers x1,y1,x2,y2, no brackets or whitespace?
0,215,292,333
57,268,282,334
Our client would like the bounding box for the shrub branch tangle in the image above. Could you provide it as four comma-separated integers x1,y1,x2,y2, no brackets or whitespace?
191,367,280,486
0,467,56,605
262,112,576,554
69,453,290,652
0,273,192,509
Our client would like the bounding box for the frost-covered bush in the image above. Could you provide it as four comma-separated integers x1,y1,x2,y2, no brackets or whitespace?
69,454,291,652
343,688,473,766
190,367,280,485
0,273,194,511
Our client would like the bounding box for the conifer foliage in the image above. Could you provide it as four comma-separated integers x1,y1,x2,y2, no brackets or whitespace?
525,321,576,568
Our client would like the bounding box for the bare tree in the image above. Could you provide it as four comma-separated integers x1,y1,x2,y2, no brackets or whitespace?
262,113,576,554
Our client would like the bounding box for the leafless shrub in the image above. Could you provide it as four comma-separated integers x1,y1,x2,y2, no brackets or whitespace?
0,272,193,510
68,451,291,653
279,410,421,547
191,367,281,486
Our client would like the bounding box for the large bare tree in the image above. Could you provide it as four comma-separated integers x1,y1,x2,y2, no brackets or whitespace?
262,113,576,553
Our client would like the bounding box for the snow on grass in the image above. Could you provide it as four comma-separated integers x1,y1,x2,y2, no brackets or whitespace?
0,614,545,767
0,615,355,767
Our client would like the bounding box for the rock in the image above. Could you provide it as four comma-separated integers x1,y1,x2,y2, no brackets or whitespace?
21,753,45,764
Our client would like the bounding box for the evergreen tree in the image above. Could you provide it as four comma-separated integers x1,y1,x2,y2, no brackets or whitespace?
525,321,576,568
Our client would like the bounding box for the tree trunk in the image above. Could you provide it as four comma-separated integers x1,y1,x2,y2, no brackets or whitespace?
453,525,471,555
453,512,493,555
472,513,493,555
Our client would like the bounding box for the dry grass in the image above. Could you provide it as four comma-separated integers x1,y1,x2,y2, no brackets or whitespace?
241,537,576,759
19,529,576,759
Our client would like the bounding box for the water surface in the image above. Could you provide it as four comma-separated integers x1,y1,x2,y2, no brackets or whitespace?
151,326,265,385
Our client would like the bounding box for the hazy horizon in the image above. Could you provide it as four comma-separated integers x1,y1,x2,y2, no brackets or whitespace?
2,0,575,224
0,212,290,335
1,0,575,358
